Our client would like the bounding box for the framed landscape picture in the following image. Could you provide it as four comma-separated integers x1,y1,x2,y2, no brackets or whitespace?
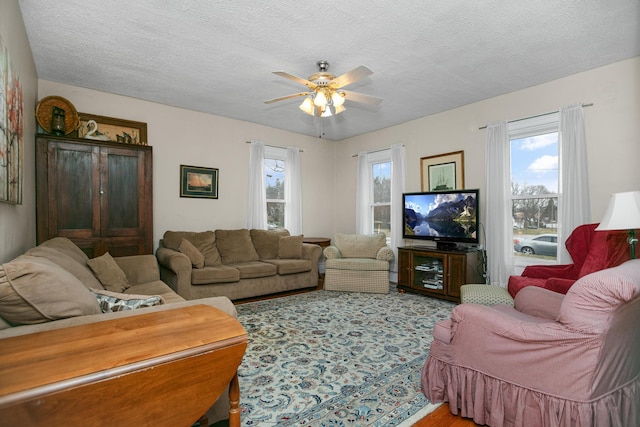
180,165,218,199
420,150,465,191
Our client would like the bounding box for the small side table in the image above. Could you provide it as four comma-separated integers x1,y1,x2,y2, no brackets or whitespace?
303,237,331,287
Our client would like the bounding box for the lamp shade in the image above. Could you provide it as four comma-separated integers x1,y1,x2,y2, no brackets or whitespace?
595,191,640,231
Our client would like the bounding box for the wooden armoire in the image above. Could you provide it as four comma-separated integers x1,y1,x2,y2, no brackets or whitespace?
36,135,153,258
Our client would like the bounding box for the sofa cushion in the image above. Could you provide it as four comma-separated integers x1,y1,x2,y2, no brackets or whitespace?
326,258,390,271
91,289,164,312
163,231,222,266
250,229,289,259
215,229,260,264
179,238,205,269
230,261,277,279
263,259,312,275
87,252,131,293
334,233,386,259
0,256,101,326
278,235,303,259
26,245,103,290
191,266,241,285
125,281,186,304
38,236,89,265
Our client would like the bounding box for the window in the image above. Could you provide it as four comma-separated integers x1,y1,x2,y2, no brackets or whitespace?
510,114,559,265
370,152,391,239
264,147,285,230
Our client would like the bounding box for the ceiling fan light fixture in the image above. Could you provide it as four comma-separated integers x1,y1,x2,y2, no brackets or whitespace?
299,97,315,115
320,106,332,117
331,91,345,107
334,104,346,115
313,89,328,108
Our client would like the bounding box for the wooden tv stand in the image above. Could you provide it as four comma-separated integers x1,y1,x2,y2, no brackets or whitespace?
0,305,247,427
398,246,485,302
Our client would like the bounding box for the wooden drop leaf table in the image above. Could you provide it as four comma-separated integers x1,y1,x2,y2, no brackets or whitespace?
0,304,247,427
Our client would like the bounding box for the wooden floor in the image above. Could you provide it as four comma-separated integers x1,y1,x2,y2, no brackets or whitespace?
413,403,480,426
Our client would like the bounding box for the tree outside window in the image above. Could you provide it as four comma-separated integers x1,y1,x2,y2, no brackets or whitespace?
372,161,391,237
265,158,285,230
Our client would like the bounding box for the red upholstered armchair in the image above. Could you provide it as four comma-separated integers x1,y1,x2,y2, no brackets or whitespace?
507,223,633,297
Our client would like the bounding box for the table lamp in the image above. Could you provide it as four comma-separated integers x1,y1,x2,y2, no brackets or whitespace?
595,191,640,259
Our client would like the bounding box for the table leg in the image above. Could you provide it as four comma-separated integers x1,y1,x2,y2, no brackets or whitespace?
228,373,241,427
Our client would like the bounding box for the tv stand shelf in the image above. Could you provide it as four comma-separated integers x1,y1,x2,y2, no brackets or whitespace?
397,246,485,302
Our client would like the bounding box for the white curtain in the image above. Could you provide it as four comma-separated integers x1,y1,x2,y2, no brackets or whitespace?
285,146,302,235
485,121,513,286
558,103,590,263
355,152,372,235
389,144,406,274
245,140,267,229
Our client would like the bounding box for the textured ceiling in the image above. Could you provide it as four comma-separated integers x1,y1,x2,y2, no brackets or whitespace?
18,1,640,140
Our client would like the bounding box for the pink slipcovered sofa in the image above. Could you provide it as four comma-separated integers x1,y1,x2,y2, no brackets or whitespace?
422,259,640,427
508,223,633,297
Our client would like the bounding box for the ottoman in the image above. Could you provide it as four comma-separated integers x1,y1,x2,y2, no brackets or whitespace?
460,284,514,306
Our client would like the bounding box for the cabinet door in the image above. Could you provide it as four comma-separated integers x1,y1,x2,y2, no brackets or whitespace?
447,254,466,298
100,146,152,255
412,252,447,295
397,250,411,286
42,141,101,240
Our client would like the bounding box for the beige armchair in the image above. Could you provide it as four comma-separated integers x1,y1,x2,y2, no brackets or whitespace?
323,233,394,293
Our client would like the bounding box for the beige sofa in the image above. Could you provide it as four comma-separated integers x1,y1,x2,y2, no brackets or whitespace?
0,237,237,424
156,229,322,300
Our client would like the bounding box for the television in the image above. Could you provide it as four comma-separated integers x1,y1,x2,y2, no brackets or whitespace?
403,189,479,250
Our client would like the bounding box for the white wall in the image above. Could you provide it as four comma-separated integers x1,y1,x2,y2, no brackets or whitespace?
335,57,640,236
36,81,338,250
0,0,38,263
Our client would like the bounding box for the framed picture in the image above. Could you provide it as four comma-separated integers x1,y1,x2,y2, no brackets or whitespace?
421,150,465,191
77,113,148,145
180,165,218,199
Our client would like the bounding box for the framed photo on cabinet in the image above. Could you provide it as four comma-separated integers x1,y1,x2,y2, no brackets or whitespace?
180,165,218,199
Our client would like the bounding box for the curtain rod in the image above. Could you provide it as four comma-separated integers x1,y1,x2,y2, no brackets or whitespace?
351,145,405,158
245,141,303,152
478,103,593,130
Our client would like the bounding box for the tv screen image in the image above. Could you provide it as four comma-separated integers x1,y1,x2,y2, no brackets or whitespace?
403,189,479,246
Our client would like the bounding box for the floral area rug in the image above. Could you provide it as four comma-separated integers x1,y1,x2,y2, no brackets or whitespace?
235,285,455,426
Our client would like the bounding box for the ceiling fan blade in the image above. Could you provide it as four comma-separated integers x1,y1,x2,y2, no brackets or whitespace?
273,71,317,90
264,92,310,104
342,90,383,105
331,66,373,88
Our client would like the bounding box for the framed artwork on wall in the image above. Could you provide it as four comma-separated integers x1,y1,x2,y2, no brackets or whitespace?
180,165,218,199
421,150,465,191
77,113,148,145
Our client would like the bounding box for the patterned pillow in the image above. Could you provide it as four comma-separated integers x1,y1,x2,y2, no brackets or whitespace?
91,289,164,313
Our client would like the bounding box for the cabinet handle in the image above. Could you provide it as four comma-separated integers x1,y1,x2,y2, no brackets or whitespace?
99,190,105,195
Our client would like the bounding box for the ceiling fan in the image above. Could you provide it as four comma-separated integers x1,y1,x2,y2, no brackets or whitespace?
264,60,382,117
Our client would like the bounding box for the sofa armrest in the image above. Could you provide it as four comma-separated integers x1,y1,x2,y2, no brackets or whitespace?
323,245,342,259
514,286,564,320
302,243,322,264
376,246,394,262
522,263,578,280
114,254,160,285
155,246,193,299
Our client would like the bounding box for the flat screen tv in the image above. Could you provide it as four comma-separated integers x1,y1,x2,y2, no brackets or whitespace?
403,189,479,250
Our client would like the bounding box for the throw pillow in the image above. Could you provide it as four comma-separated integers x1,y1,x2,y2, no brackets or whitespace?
0,255,101,325
91,289,164,312
215,229,260,264
87,252,130,293
278,235,303,259
163,231,222,266
250,229,290,259
179,238,205,268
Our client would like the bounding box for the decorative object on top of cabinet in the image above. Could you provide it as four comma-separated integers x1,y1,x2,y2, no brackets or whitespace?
35,96,80,135
78,113,148,145
180,165,219,199
420,150,464,191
